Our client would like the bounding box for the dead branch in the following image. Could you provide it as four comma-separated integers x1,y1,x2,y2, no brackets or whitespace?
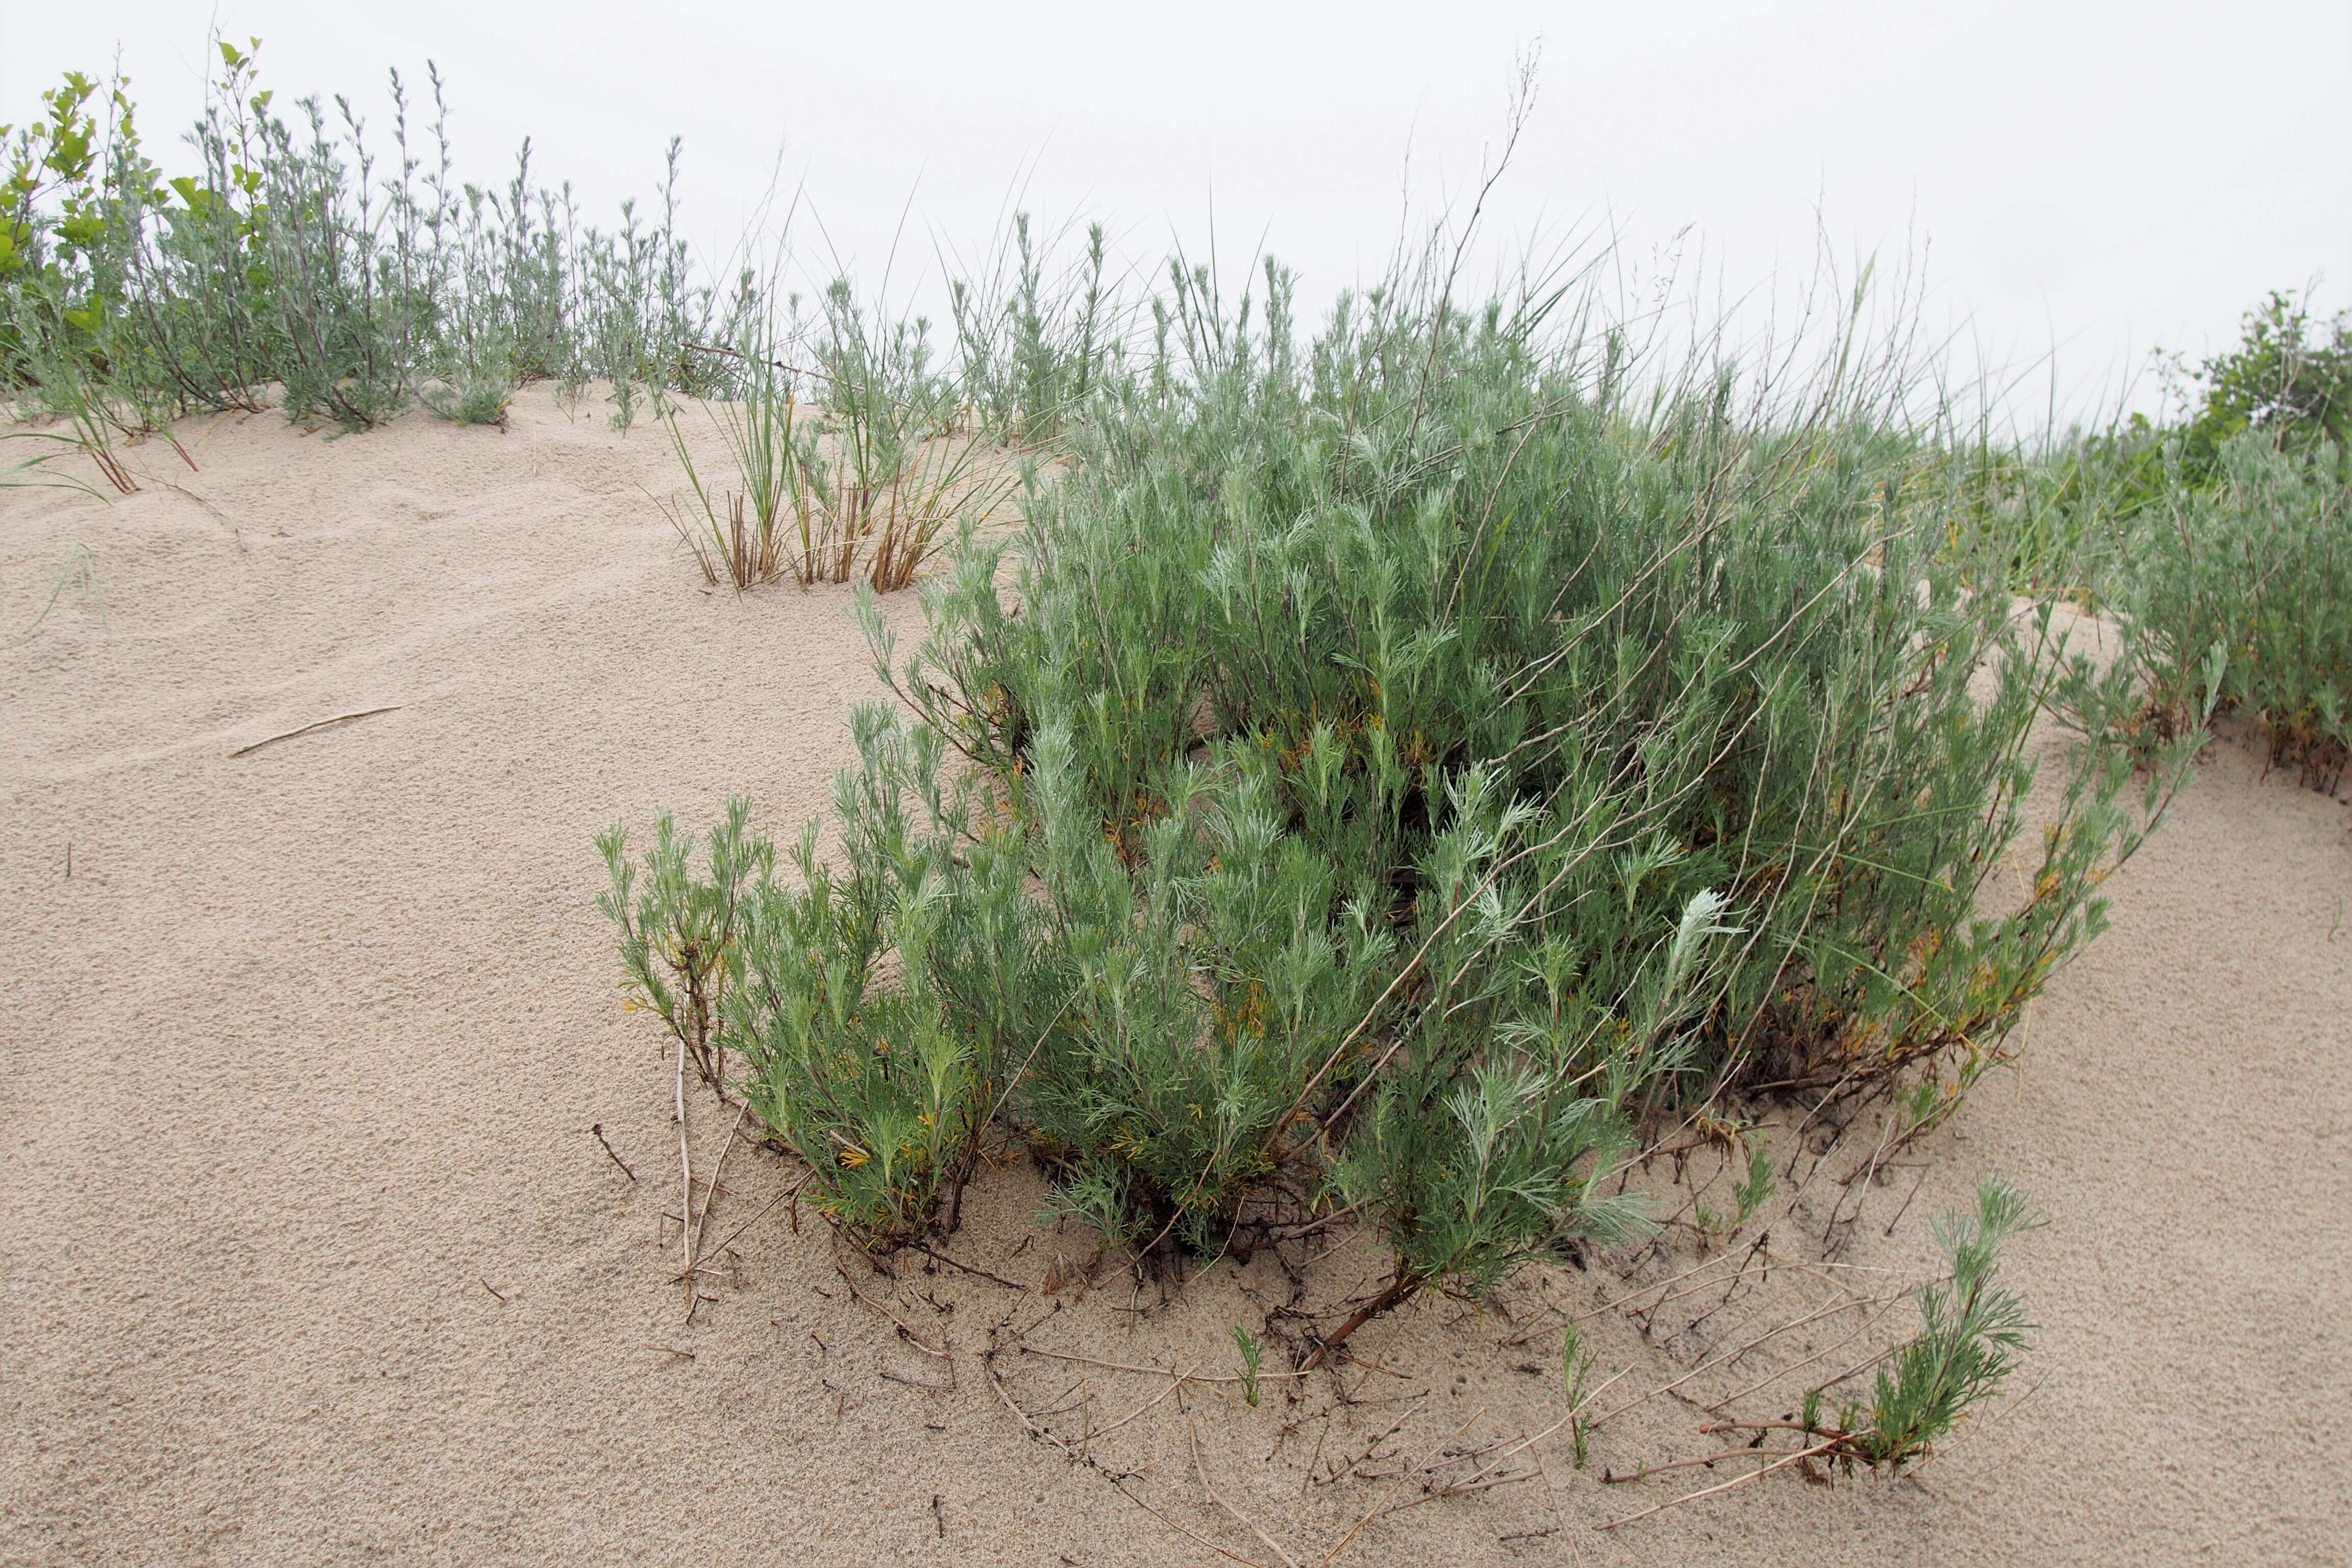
1601,1442,1821,1484
1300,1268,1425,1371
1702,1302,1894,1413
909,1240,1028,1290
982,1344,1141,1483
589,1122,638,1182
229,705,403,757
689,1100,750,1264
1377,1467,1538,1517
1590,1292,1885,1427
1019,1344,1305,1386
1598,1436,1843,1530
1316,1407,1484,1564
832,1249,950,1359
674,1033,694,1313
1190,1414,1302,1568
1082,1368,1196,1444
1316,1394,1428,1485
880,1368,958,1392
699,1166,815,1262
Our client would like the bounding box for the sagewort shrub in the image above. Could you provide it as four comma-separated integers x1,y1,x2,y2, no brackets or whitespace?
601,255,2182,1354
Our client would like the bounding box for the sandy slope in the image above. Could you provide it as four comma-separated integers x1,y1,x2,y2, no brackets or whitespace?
3,388,2346,1566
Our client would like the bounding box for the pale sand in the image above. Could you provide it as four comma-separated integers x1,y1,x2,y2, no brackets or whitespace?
4,388,2347,1565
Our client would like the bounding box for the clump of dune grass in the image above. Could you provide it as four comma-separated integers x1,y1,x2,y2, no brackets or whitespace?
663,327,806,590
793,274,1025,591
660,308,1027,594
419,370,511,428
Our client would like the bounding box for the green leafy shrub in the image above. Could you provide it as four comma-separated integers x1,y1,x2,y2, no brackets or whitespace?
1950,292,2351,600
602,250,2176,1356
2171,291,2350,483
2115,434,2349,791
718,708,1052,1244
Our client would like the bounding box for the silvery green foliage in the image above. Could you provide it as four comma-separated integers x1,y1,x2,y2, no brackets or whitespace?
596,798,766,1090
605,254,2165,1327
2117,434,2349,792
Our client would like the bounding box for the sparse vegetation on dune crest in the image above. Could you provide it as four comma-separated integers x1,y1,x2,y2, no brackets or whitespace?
2,40,1077,596
2,39,741,441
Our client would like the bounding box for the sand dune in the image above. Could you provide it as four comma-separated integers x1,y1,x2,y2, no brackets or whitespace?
4,389,2346,1564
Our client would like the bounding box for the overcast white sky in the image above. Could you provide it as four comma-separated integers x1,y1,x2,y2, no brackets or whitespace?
4,1,2346,424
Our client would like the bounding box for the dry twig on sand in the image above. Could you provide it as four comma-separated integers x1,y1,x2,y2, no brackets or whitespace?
688,1100,750,1266
831,1246,950,1359
1189,1413,1302,1568
908,1240,1027,1290
1589,1290,1886,1428
589,1122,638,1182
228,706,402,757
673,1034,694,1312
700,1167,814,1261
1017,1344,1305,1387
1598,1436,1844,1530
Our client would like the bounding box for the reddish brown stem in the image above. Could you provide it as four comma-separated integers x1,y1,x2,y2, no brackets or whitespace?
1299,1266,1426,1371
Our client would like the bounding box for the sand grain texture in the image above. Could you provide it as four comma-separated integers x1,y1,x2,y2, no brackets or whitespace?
3,390,2347,1565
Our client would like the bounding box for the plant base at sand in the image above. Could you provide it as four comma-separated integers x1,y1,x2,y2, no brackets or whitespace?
1599,1175,2039,1527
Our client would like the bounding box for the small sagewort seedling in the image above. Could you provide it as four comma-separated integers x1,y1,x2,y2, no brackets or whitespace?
1693,1174,2041,1485
1562,1319,1600,1468
1733,1138,1773,1228
1849,1174,2042,1466
1233,1322,1263,1408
